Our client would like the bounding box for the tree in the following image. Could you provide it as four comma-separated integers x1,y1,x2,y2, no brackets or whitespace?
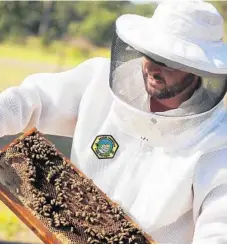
0,1,156,46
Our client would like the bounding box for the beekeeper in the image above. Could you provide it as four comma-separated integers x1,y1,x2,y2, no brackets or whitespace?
1,1,227,243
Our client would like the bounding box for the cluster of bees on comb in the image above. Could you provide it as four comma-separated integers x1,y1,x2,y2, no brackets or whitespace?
0,131,151,244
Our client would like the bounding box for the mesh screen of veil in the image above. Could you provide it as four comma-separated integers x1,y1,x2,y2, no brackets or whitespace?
109,31,227,114
0,128,155,244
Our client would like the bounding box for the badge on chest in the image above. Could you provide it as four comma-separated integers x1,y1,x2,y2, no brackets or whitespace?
91,135,119,159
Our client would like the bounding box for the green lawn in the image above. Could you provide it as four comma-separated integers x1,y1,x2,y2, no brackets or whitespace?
0,58,69,90
0,40,109,90
0,41,108,243
0,202,42,243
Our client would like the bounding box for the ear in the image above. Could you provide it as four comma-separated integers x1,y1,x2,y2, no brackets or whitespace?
142,57,147,72
184,73,196,84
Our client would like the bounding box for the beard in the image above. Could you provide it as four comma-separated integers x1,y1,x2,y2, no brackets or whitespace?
143,72,196,100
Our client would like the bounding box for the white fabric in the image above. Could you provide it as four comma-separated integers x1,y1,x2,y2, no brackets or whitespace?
0,58,103,137
1,58,227,243
116,1,227,75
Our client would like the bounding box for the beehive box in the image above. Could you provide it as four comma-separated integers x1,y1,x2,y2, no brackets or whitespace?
0,128,155,244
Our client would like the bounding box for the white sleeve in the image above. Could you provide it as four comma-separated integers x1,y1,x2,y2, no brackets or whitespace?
0,57,108,137
193,148,227,243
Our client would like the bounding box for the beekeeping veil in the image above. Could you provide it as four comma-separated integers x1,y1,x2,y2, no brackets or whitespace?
108,1,227,151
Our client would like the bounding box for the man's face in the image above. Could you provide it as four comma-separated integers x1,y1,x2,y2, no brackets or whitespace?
142,56,195,99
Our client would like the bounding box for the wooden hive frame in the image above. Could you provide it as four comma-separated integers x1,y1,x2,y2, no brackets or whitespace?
0,128,156,244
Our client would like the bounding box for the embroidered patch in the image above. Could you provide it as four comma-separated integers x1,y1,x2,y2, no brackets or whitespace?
91,135,119,159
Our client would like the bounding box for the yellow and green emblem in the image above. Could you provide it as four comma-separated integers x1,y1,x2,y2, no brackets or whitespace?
91,135,119,159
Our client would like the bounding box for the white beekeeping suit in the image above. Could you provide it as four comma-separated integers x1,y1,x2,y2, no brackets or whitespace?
1,1,227,243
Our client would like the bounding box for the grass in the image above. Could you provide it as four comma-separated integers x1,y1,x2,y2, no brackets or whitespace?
0,202,22,240
0,202,41,243
0,37,109,91
0,59,62,90
0,37,110,67
0,38,109,243
0,65,47,90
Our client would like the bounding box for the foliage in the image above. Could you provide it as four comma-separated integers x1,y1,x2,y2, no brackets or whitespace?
0,1,155,47
1,1,227,46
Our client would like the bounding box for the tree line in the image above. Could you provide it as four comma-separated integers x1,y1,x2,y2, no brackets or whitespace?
0,1,155,47
1,1,227,47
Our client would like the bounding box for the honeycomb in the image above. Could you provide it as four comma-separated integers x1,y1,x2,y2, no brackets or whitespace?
0,128,155,244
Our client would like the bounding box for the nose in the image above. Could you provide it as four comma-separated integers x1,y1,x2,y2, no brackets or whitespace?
145,64,164,83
